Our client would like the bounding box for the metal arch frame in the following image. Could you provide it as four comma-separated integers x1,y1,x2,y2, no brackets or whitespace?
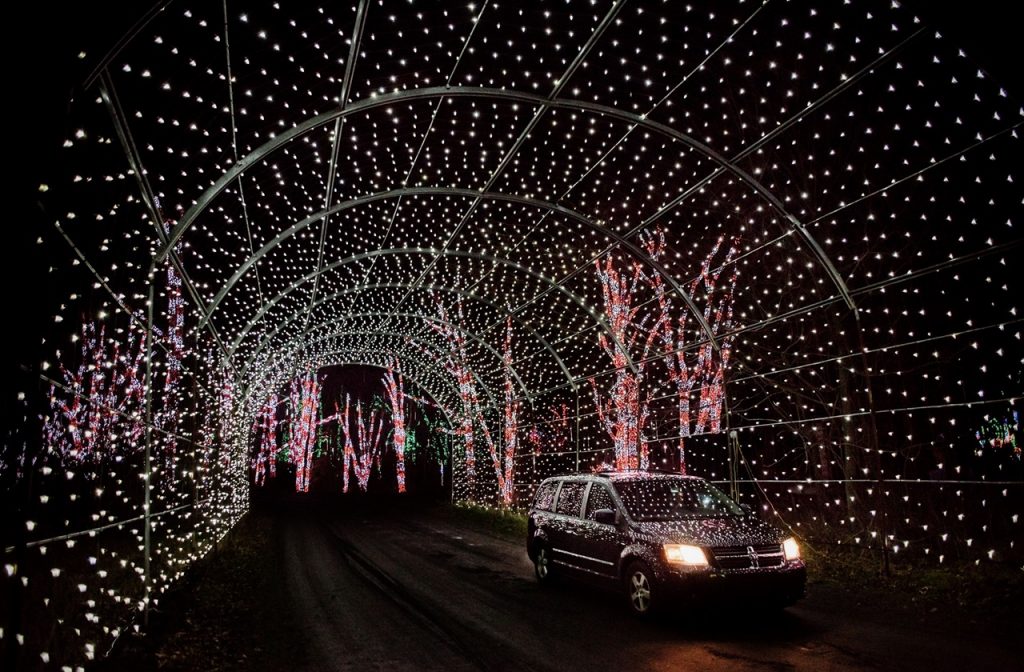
386,0,625,319
290,344,463,411
158,85,853,329
247,319,503,412
280,334,469,411
268,312,530,409
312,356,458,430
249,330,463,405
250,345,461,429
226,247,638,376
261,334,487,426
198,186,718,358
305,0,369,331
251,327,464,395
240,281,577,392
192,187,722,361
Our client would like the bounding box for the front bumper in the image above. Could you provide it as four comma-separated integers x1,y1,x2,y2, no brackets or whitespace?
657,561,807,605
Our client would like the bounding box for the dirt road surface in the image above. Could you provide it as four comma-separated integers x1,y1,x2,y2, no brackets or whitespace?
102,499,1021,671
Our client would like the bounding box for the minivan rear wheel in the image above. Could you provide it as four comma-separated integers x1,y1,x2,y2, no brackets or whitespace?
625,561,655,616
534,544,556,585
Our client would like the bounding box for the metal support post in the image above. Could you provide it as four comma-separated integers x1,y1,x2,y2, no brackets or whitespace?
574,387,581,473
142,271,155,626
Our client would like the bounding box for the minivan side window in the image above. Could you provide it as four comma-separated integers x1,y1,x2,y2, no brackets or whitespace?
555,482,586,517
533,481,558,512
585,484,615,521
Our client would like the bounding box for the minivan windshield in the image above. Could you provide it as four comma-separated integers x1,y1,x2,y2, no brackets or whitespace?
614,478,744,521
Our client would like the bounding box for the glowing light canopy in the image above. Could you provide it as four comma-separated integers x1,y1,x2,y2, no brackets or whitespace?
2,1,1021,669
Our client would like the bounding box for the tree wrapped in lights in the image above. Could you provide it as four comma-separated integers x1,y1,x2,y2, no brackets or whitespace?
338,396,356,493
253,393,278,486
427,296,523,504
498,317,521,505
382,360,408,493
645,231,740,473
42,321,147,463
591,249,667,471
157,227,186,464
689,239,739,437
425,294,479,489
219,374,236,461
288,372,320,493
354,399,384,492
335,393,385,493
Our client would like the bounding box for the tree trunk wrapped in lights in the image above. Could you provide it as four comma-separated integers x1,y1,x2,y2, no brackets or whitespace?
160,256,185,452
460,319,516,504
498,317,521,505
336,393,384,494
288,372,319,493
338,396,356,493
153,206,187,476
354,399,384,492
219,374,236,463
427,295,523,504
425,293,480,490
253,392,278,486
591,248,667,471
689,237,739,436
466,316,522,505
382,359,408,493
644,230,739,473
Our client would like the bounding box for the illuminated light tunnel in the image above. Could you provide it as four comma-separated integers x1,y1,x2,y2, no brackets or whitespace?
1,1,1021,669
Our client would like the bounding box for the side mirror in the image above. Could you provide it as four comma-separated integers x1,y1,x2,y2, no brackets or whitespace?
740,503,753,516
594,508,617,525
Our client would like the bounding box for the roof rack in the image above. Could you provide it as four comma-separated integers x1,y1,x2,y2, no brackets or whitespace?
594,468,689,477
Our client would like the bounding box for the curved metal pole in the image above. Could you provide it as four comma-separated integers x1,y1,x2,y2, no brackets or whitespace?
241,281,577,392
295,344,460,409
286,347,462,415
305,0,370,331
248,322,502,412
313,356,458,431
266,312,528,409
160,85,852,319
198,186,721,356
229,247,638,376
247,347,462,434
83,2,174,90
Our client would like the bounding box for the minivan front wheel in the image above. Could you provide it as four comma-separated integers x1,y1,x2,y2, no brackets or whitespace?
625,561,655,616
534,545,556,584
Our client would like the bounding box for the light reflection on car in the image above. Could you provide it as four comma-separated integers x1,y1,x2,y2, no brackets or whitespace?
526,471,807,616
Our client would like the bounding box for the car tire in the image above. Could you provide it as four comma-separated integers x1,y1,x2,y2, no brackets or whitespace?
625,561,656,617
534,544,556,585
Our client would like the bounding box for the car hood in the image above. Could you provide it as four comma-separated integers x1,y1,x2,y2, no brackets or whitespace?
632,516,783,547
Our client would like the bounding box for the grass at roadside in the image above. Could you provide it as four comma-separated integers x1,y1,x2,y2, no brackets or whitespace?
96,509,295,672
802,541,1023,629
450,501,529,540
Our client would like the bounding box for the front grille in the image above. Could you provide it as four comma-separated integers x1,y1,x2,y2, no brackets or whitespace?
711,543,785,570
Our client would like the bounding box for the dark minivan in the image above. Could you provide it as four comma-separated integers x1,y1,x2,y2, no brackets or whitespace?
526,471,806,616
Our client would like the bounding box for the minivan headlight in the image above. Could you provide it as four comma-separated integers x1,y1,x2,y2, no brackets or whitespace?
782,537,801,561
664,544,708,566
